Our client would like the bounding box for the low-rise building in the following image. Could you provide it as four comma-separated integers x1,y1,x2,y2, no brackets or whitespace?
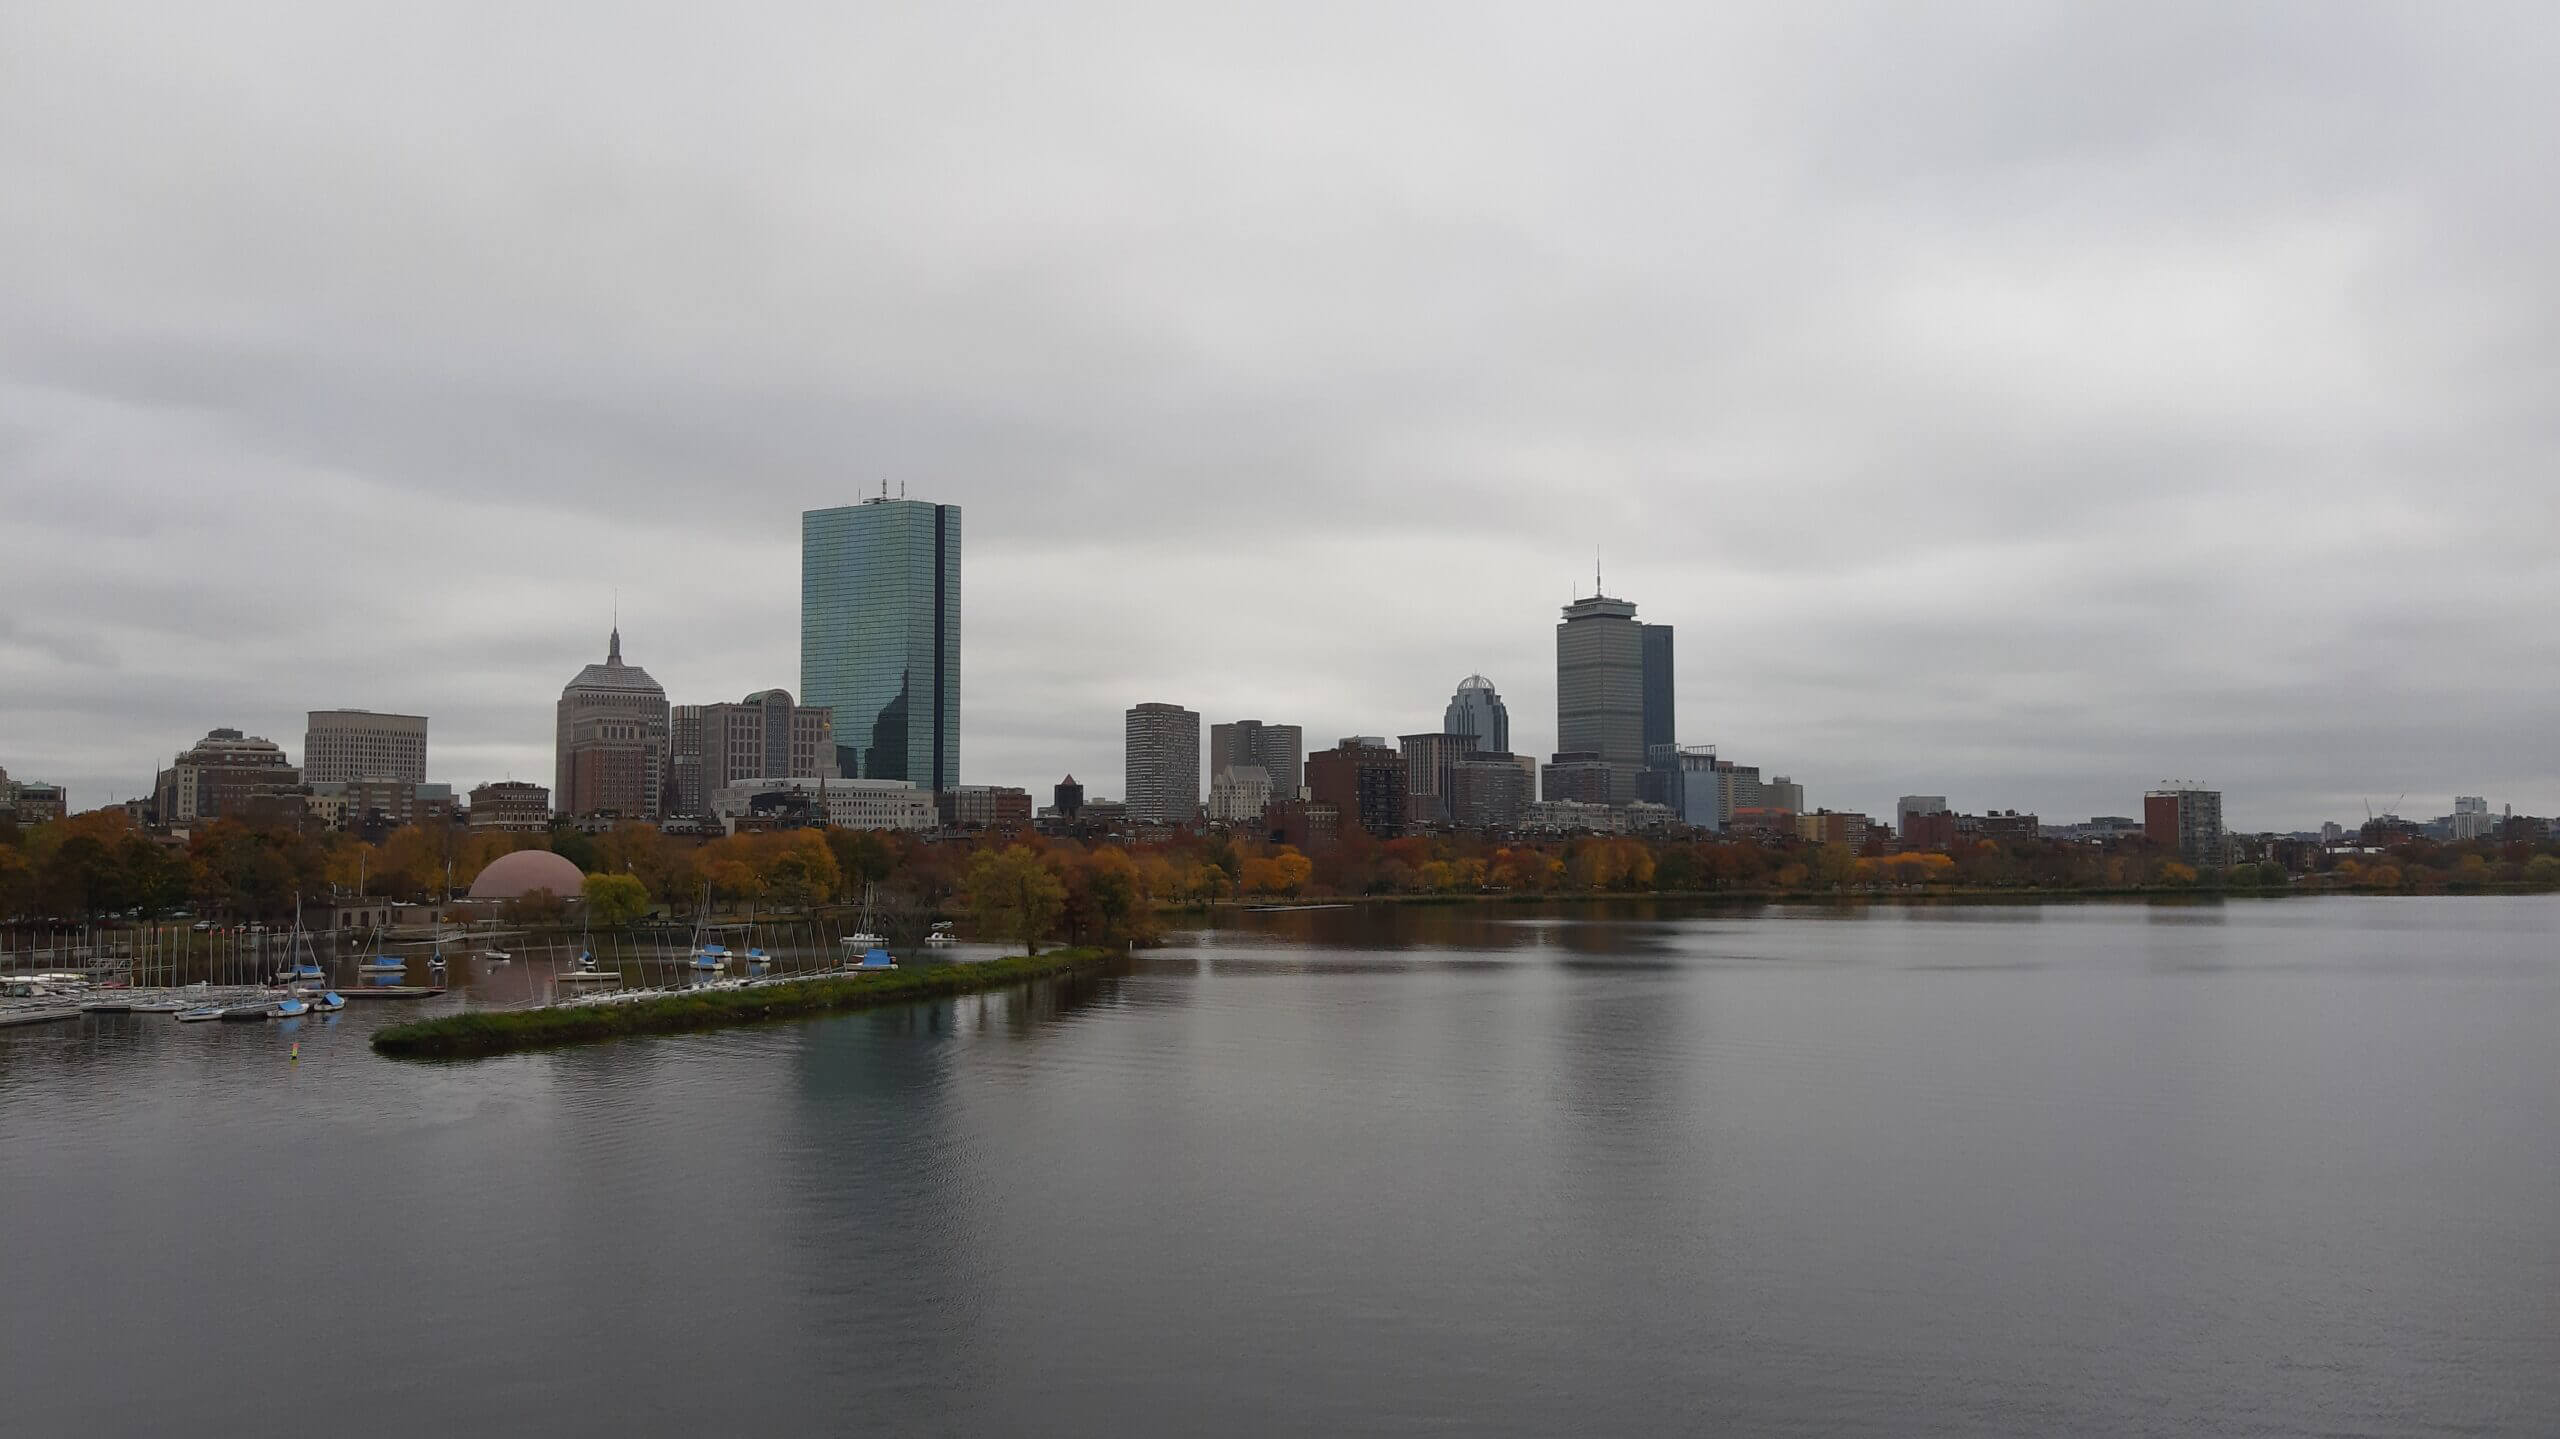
0,767,67,825
1207,766,1273,823
1450,753,1533,829
712,777,935,832
943,785,1034,828
1797,810,1874,848
469,781,554,833
1539,752,1616,807
1262,797,1340,853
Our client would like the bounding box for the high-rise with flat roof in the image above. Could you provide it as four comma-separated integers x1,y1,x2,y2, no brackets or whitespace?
1209,720,1304,800
1557,589,1646,804
2144,786,2225,869
304,710,427,786
667,689,836,817
802,495,961,791
1125,703,1202,825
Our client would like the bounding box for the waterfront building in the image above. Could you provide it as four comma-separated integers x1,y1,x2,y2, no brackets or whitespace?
668,689,836,817
1442,676,1510,755
1125,702,1203,826
1539,751,1615,807
1557,588,1647,803
2450,796,2498,842
1208,765,1273,823
152,728,300,827
1399,732,1481,826
1054,775,1084,820
1978,810,2040,841
2144,786,2226,868
1764,776,1805,815
1896,796,1949,836
556,627,669,822
1306,737,1406,837
1450,752,1532,829
712,776,936,832
801,495,961,790
469,781,554,833
302,709,427,786
0,767,67,825
944,785,1033,828
1797,810,1873,848
1209,720,1304,800
1672,746,1725,830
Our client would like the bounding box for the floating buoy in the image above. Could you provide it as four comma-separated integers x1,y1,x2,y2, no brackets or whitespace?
290,1041,300,1063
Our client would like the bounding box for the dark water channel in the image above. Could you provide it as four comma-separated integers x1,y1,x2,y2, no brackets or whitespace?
3,896,2554,1436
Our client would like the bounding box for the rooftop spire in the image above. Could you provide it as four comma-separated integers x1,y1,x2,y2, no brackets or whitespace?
609,589,622,663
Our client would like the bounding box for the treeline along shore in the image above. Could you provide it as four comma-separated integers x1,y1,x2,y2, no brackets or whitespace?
371,949,1113,1059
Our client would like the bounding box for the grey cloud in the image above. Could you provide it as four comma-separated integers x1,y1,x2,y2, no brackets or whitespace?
3,1,2557,832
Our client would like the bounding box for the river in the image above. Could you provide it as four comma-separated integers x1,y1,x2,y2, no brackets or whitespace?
3,895,2555,1436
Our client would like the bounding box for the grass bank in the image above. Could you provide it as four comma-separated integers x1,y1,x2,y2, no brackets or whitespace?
372,948,1113,1060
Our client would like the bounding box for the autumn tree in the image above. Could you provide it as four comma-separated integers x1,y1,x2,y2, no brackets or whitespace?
582,872,651,927
964,845,1068,954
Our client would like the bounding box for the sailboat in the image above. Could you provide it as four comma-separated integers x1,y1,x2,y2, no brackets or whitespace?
559,915,620,982
838,880,886,949
274,899,326,985
686,885,727,970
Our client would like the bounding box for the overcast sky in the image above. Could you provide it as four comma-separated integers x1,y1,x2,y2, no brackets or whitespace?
4,2,2555,831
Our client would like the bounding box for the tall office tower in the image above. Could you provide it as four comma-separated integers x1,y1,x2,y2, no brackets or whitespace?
1556,588,1647,804
2143,786,2226,868
1054,775,1084,819
1443,675,1510,754
1399,731,1480,826
668,689,837,817
555,626,670,821
802,495,962,790
303,710,428,785
1125,703,1202,825
1209,720,1305,799
1306,737,1407,837
1764,776,1805,814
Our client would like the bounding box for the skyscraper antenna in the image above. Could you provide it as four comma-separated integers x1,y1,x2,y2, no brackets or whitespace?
1595,547,1603,597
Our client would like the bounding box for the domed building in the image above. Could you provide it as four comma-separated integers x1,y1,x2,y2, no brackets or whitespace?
1444,675,1509,755
467,848,587,901
555,626,669,822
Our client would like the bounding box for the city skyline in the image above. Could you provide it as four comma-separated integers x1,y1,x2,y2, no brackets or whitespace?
7,8,2558,829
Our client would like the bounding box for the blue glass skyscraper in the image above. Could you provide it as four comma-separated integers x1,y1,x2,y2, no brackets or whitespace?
801,497,961,790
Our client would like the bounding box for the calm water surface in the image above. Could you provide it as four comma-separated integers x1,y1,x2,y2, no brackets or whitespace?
4,896,2556,1436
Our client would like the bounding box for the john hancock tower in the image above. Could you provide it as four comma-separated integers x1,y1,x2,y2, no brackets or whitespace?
801,494,961,791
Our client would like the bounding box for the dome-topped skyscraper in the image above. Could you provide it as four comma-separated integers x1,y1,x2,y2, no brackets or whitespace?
555,626,670,822
1444,675,1509,755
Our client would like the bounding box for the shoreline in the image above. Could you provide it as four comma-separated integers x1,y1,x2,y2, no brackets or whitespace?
371,948,1114,1060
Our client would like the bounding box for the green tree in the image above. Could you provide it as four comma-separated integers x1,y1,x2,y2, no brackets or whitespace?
581,872,651,927
963,845,1067,955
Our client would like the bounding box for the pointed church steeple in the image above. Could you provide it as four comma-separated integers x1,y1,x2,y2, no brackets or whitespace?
608,625,622,665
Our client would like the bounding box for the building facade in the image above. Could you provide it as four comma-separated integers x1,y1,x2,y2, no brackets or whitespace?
303,710,428,786
2144,787,2226,868
1896,796,1949,837
1054,775,1084,819
555,627,669,821
1443,676,1510,755
469,781,554,833
801,496,961,791
1125,702,1203,826
944,785,1033,828
1399,731,1480,826
0,766,67,825
1540,752,1616,807
1450,753,1532,829
711,777,936,832
1306,737,1406,837
1556,591,1647,804
1208,765,1273,823
1209,720,1304,800
669,689,835,817
153,729,301,827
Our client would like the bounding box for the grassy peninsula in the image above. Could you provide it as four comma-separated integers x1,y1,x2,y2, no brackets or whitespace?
371,949,1113,1059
